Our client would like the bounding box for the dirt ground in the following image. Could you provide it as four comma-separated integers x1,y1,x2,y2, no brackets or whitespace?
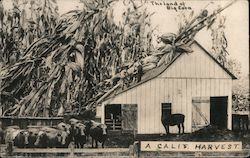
105,126,250,149
104,132,135,148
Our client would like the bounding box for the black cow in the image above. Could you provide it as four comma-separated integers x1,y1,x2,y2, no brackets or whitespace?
26,128,40,148
85,120,107,148
74,122,87,148
13,130,29,148
161,113,185,134
35,127,68,148
68,118,87,148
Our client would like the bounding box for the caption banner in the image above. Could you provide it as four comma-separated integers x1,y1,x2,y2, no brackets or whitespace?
141,141,242,152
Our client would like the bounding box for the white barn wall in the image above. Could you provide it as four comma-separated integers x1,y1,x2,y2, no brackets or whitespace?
101,43,234,134
160,44,230,79
102,78,232,134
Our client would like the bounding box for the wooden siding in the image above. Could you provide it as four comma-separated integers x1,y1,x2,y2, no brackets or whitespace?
103,78,232,134
160,44,231,79
101,43,233,134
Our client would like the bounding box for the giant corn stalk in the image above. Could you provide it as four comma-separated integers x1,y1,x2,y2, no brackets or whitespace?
0,0,236,117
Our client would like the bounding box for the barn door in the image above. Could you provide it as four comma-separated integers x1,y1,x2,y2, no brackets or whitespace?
192,97,210,132
210,97,228,129
121,104,137,133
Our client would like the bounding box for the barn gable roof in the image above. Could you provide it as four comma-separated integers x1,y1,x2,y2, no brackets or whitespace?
101,41,237,103
194,41,237,80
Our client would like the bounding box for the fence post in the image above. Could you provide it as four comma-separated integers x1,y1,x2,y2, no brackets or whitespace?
129,145,134,157
133,141,140,158
69,141,75,158
6,141,13,156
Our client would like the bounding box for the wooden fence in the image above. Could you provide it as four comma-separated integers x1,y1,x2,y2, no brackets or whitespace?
105,118,122,131
3,142,133,158
0,116,64,129
5,142,250,158
1,141,250,158
232,114,249,131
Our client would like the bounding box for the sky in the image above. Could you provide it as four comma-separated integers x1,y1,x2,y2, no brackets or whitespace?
111,0,249,76
2,0,249,75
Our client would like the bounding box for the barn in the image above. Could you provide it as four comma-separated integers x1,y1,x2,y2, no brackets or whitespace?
96,41,237,134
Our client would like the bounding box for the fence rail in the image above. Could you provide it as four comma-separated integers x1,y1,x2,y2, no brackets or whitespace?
2,142,133,157
13,148,130,154
2,142,250,158
0,117,64,129
105,119,122,130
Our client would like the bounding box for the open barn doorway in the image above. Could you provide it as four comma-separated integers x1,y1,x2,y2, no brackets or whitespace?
105,104,137,133
105,104,122,131
210,96,228,129
192,96,228,131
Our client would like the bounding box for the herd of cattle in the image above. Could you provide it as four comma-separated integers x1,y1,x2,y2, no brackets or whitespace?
0,118,108,148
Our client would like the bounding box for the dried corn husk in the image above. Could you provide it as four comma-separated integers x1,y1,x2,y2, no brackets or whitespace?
152,51,165,57
63,21,81,34
57,105,64,116
75,43,85,54
165,51,174,63
159,33,176,44
75,52,84,69
67,62,81,72
60,77,67,94
45,50,57,69
157,54,167,66
143,63,156,71
141,55,159,65
127,66,136,75
176,44,193,53
160,44,173,53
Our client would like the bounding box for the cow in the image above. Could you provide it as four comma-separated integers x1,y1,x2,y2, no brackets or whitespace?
35,127,69,148
4,126,29,148
57,122,70,134
13,130,29,148
68,118,87,148
161,113,185,134
5,127,29,148
4,126,20,145
85,120,107,148
68,118,80,143
56,122,71,147
69,118,81,125
74,122,87,148
26,128,40,148
34,131,48,148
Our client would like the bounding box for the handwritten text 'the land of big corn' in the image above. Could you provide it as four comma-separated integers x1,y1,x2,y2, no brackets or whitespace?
150,1,192,12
